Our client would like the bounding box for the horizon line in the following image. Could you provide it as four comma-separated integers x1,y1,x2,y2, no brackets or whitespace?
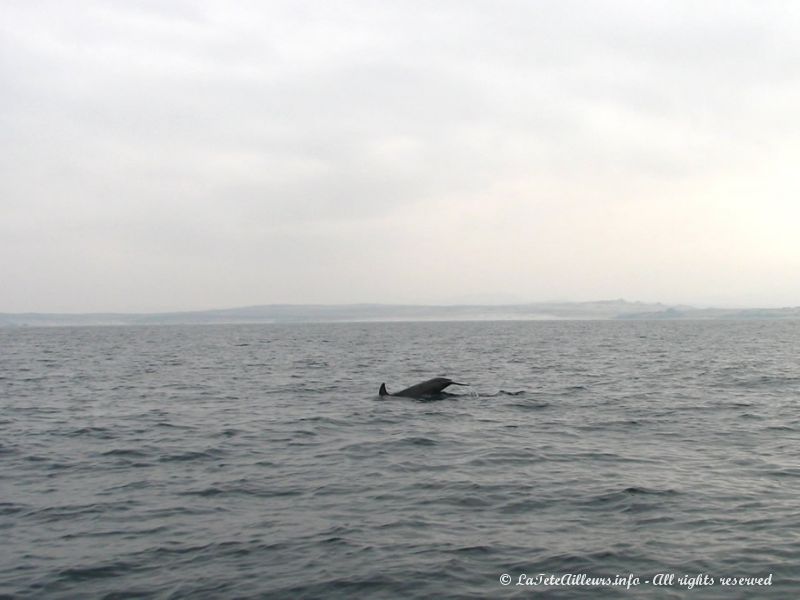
3,299,800,316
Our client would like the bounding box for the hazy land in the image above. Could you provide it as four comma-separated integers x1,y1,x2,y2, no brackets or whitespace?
2,300,800,327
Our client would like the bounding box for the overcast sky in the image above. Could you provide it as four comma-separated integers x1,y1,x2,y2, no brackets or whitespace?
2,0,800,312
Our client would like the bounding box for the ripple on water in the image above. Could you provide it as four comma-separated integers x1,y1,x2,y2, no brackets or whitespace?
3,321,800,599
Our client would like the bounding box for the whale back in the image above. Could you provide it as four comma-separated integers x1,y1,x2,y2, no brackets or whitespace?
391,377,465,398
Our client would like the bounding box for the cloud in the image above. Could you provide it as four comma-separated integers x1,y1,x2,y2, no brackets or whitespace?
2,0,800,310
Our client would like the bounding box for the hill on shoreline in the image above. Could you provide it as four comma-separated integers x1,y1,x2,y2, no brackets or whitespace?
2,300,800,327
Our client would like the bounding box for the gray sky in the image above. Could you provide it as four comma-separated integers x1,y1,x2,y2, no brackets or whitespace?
3,0,800,312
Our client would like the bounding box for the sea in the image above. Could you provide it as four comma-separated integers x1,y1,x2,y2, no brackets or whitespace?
1,320,799,599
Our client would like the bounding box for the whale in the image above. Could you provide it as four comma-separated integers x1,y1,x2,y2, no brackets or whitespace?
379,377,469,399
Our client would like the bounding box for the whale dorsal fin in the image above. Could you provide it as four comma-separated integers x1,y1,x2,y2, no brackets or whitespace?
379,383,389,396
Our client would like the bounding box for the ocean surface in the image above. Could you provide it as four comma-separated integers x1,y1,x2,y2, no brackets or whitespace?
2,320,799,599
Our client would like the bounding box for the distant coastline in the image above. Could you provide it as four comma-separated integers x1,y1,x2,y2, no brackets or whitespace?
2,300,800,327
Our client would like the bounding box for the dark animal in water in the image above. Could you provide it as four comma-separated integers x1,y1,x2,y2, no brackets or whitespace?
379,377,468,399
